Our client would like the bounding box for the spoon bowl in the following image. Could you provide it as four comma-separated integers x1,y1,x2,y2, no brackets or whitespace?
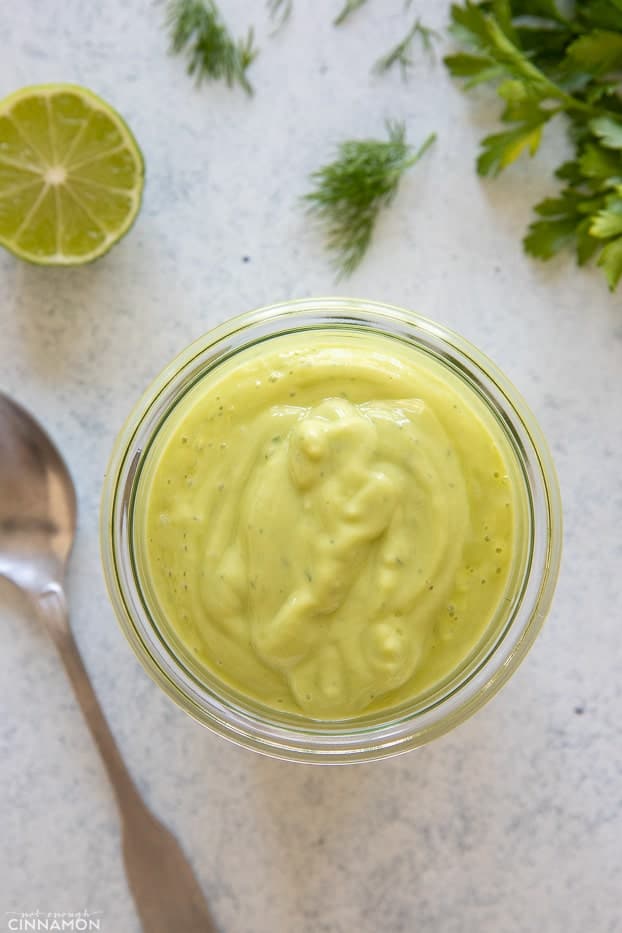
0,394,76,595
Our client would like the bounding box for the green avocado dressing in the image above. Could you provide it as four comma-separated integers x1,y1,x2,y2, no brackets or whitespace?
135,330,526,720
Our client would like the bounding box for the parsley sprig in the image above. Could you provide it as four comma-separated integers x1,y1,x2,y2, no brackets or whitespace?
445,0,622,290
305,123,436,278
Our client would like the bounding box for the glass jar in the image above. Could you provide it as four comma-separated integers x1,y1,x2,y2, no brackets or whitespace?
100,298,562,763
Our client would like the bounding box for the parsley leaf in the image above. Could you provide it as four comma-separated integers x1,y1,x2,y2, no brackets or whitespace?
567,31,622,74
524,194,585,260
598,236,622,290
591,115,622,150
478,109,550,175
446,0,622,290
590,194,622,237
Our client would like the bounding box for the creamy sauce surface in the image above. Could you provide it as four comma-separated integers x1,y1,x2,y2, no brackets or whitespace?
137,331,522,719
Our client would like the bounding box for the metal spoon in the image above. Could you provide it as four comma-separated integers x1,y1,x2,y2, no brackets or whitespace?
0,393,219,933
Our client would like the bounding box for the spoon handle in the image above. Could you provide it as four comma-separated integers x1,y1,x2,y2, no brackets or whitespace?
37,585,220,933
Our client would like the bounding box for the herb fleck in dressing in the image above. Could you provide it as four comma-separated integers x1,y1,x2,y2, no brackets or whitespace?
136,331,522,719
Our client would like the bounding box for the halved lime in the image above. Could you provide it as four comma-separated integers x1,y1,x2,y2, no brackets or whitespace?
0,84,144,265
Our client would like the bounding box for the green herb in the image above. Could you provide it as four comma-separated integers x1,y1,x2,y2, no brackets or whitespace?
267,0,293,31
445,0,622,290
334,0,368,27
374,18,440,79
305,122,436,278
166,0,258,95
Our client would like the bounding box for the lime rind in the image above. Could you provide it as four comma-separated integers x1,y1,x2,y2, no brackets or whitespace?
0,83,145,265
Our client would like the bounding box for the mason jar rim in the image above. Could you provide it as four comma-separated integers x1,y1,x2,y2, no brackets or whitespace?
100,297,562,764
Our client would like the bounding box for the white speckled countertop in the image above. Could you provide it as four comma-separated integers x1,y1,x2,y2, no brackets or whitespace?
1,1,621,931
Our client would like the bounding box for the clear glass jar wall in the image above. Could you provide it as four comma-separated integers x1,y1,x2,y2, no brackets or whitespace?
100,299,562,763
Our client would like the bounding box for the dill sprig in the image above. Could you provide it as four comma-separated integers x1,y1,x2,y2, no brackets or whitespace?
267,0,293,31
166,0,258,95
374,18,440,79
305,122,436,278
334,0,368,27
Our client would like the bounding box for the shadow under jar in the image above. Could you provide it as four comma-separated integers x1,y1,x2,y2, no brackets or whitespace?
101,298,562,764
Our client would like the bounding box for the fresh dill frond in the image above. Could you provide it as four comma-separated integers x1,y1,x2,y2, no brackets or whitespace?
334,0,368,27
374,17,440,79
166,0,258,95
267,0,293,32
305,122,436,278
